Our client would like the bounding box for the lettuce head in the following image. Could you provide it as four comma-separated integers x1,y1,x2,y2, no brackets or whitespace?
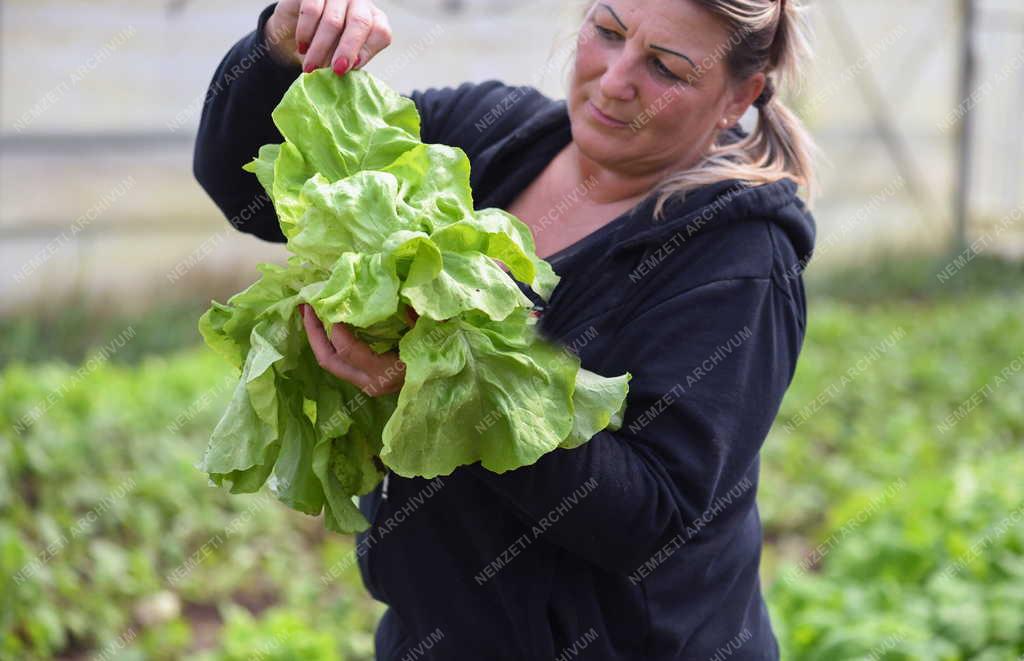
198,68,630,533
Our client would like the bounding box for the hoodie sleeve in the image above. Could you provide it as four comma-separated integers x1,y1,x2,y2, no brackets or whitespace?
408,81,500,147
408,81,544,156
192,3,301,243
465,275,803,576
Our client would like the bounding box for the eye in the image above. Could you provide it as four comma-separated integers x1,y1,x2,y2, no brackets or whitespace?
594,25,622,41
651,58,683,82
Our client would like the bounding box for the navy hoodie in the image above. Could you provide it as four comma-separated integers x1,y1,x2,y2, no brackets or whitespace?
193,5,817,659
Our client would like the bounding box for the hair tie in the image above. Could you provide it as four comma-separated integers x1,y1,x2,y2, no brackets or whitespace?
754,76,775,109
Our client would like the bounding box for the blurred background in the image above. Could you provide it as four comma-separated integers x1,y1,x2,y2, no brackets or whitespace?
2,0,1023,658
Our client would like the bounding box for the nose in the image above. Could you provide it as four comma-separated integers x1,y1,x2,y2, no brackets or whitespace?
598,50,637,103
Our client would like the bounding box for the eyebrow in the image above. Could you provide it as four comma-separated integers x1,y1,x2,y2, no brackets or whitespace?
650,44,697,69
597,4,698,70
598,4,628,31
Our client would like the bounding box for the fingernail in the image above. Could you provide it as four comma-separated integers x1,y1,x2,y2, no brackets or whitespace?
353,55,362,68
333,57,349,76
297,41,309,55
303,60,317,74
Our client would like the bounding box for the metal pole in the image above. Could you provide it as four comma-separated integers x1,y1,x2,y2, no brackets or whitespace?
819,2,943,231
953,0,977,258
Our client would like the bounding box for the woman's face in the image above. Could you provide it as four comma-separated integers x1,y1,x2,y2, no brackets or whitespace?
568,0,763,178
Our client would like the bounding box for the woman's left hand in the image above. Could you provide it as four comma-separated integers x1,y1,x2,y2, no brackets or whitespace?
299,303,412,397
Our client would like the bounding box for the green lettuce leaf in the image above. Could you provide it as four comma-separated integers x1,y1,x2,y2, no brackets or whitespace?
560,369,632,449
271,67,420,180
381,308,577,477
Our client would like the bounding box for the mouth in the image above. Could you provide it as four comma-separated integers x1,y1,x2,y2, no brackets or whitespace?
587,101,628,128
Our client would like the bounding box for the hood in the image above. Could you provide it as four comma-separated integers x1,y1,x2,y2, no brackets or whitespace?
612,170,817,268
506,97,817,269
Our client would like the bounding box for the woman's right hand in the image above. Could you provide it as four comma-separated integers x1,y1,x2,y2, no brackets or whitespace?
264,0,393,75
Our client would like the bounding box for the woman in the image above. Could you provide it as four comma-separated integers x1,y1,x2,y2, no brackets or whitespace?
194,0,818,658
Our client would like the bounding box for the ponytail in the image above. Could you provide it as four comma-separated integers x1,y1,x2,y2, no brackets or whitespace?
650,0,821,220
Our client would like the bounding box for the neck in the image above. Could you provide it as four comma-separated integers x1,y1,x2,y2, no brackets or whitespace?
563,142,664,206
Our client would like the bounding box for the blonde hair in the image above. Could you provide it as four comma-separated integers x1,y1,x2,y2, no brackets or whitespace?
568,0,820,219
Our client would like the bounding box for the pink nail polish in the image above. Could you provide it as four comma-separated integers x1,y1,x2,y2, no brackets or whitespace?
333,57,349,76
297,41,309,55
303,60,317,74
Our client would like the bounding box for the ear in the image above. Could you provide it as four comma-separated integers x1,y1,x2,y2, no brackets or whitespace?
722,72,766,124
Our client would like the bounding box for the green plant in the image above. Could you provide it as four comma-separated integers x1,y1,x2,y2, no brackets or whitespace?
768,454,1024,659
188,605,342,661
0,351,378,659
198,68,630,534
